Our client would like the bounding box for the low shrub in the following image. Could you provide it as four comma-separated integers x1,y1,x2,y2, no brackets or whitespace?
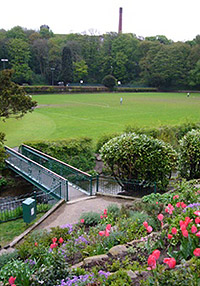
0,250,19,269
80,212,101,226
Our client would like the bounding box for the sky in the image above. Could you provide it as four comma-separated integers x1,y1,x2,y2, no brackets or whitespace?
1,0,199,42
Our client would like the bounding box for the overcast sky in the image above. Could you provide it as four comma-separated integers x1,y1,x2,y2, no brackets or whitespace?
1,0,199,42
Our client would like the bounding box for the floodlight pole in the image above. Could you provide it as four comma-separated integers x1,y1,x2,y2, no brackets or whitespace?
1,58,8,69
51,68,55,85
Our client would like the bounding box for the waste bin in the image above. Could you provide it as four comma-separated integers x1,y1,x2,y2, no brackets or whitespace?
22,197,36,223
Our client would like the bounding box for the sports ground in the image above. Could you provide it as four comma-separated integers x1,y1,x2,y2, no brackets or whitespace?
1,92,200,147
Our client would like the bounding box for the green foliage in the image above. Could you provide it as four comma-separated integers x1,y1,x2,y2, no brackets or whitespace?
105,269,132,285
24,137,95,172
61,46,73,84
107,204,120,219
0,259,34,286
179,129,200,179
0,250,19,268
100,133,177,191
96,133,121,152
102,74,117,89
80,212,101,226
0,69,37,120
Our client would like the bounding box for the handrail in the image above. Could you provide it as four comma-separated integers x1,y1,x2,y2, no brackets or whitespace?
5,146,68,201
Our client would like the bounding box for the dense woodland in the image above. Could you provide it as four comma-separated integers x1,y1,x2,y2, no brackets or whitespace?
0,25,200,89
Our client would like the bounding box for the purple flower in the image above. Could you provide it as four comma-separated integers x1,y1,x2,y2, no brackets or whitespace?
60,224,73,234
183,203,200,212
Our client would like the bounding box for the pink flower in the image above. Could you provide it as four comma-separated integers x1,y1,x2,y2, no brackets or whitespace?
147,254,157,269
181,202,187,208
105,228,110,237
157,214,164,221
52,237,57,243
156,201,159,204
194,211,200,216
185,217,193,226
168,234,173,239
104,209,107,215
58,237,64,244
100,215,103,219
9,277,16,285
182,229,188,238
146,225,153,233
50,243,57,249
165,208,169,213
163,257,176,268
171,227,177,235
152,249,160,260
99,231,105,236
196,231,200,237
106,224,111,230
193,248,200,256
143,221,148,228
176,202,181,208
173,195,179,200
34,242,38,247
80,219,85,223
195,217,200,224
191,225,197,234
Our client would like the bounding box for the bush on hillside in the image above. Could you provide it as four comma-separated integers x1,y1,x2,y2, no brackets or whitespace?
179,129,200,179
23,137,95,172
100,133,177,191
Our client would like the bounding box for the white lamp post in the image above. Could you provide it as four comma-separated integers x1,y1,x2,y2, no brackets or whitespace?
1,59,8,69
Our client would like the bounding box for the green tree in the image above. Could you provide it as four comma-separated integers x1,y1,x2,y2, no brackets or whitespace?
8,38,32,84
0,69,37,169
179,129,200,179
73,59,88,82
100,133,177,191
61,46,73,84
102,74,116,90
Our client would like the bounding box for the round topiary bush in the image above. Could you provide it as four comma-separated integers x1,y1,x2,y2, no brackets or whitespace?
179,129,200,179
102,75,117,90
100,133,177,191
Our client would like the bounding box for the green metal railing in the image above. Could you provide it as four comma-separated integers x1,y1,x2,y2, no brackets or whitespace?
0,189,59,223
19,144,93,196
5,146,68,201
95,175,157,197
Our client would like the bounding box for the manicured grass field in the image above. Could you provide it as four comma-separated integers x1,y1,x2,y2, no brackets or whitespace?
1,92,200,147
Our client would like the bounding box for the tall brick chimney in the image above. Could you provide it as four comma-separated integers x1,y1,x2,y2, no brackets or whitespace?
118,7,123,34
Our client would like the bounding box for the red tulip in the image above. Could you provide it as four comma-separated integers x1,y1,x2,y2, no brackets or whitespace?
104,209,107,215
195,217,200,224
196,231,200,237
100,215,103,219
173,195,179,200
163,257,176,268
80,219,84,223
146,225,153,233
171,227,177,235
152,249,160,260
9,276,16,285
99,231,105,236
168,234,173,239
176,202,181,208
194,210,200,216
157,214,164,221
105,228,110,237
50,242,57,249
58,237,64,244
34,242,38,247
193,248,200,256
52,237,57,243
143,221,148,228
147,254,156,269
191,225,197,234
106,224,111,230
182,229,188,238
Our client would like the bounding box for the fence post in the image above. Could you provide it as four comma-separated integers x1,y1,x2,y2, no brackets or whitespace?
96,174,99,193
66,181,69,201
154,182,157,193
89,177,93,196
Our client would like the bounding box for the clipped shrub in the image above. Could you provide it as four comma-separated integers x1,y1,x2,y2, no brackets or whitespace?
96,133,121,152
179,129,200,179
102,75,117,90
80,212,101,226
100,133,177,191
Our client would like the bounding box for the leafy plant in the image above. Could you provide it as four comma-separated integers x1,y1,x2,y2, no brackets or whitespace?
80,212,101,226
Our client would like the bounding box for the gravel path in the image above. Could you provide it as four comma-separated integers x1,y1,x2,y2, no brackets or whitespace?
36,196,135,230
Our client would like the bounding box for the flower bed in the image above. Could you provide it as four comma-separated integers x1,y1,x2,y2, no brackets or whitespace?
0,180,199,285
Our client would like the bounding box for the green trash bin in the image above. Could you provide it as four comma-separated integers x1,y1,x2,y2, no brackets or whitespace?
22,197,36,223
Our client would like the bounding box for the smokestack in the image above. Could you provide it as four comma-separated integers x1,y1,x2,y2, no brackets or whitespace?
118,7,123,34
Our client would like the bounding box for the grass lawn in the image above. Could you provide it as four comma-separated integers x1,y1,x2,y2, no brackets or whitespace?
1,92,200,147
0,213,44,247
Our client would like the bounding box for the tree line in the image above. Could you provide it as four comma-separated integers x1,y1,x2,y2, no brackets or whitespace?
0,25,200,89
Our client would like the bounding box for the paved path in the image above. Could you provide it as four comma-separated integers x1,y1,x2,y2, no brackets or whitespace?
36,196,135,230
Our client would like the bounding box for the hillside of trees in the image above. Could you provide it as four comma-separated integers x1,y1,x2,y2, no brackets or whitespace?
0,25,200,89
